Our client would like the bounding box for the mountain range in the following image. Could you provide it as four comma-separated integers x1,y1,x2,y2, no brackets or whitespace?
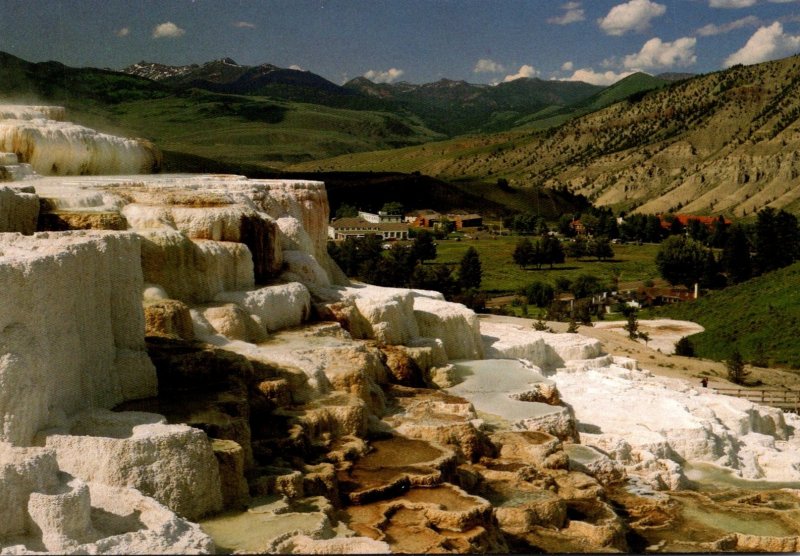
122,57,671,136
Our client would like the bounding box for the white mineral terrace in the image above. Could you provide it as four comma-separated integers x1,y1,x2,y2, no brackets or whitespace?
0,105,157,176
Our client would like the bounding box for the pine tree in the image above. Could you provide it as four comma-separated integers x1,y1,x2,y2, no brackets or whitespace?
458,247,482,290
513,238,534,269
726,349,749,385
543,236,565,268
411,230,437,262
624,310,639,340
674,336,695,357
722,224,752,284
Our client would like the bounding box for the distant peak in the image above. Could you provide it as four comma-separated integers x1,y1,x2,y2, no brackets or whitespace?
220,57,239,66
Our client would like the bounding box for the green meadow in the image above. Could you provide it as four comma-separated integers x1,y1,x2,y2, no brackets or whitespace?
431,235,661,295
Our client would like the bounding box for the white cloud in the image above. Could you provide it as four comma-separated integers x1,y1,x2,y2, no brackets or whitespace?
548,2,586,25
233,21,256,29
696,15,761,35
364,68,405,83
115,27,130,37
724,21,800,66
503,65,540,82
152,22,185,39
623,36,697,70
562,61,575,71
710,0,757,7
473,58,506,73
565,68,636,86
598,0,666,35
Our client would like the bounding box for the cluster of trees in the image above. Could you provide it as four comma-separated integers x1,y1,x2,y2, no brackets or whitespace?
518,274,605,308
327,232,485,309
512,236,564,269
565,236,614,261
558,208,619,239
334,201,405,219
503,213,550,235
656,208,800,289
513,235,614,270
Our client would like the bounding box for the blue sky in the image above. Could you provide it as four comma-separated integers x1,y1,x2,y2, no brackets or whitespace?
1,0,799,86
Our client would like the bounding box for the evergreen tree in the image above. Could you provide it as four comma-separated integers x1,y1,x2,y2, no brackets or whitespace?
686,218,709,243
588,236,614,261
458,247,482,290
334,203,359,218
542,236,565,268
668,216,684,236
513,238,534,268
674,336,695,357
726,349,749,385
580,213,599,236
380,201,404,215
554,276,572,294
571,274,603,299
645,215,666,242
754,208,800,274
624,310,639,340
521,281,555,307
529,238,546,269
721,224,752,284
410,264,457,297
558,214,576,237
709,215,730,248
567,237,587,259
411,230,437,262
700,250,725,289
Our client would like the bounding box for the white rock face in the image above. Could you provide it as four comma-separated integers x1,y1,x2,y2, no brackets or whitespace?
480,319,603,368
313,284,483,360
323,284,421,346
0,152,37,182
39,410,223,521
29,174,344,287
0,231,156,446
0,185,38,233
281,250,332,287
0,444,60,539
197,303,268,343
215,282,311,333
139,230,255,304
0,105,66,121
0,106,159,176
554,361,800,484
0,442,214,554
414,296,484,360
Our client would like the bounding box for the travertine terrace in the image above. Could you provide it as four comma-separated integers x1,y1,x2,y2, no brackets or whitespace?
1,106,800,553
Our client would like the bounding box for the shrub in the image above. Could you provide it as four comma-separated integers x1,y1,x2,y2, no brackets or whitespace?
726,349,749,385
674,336,695,357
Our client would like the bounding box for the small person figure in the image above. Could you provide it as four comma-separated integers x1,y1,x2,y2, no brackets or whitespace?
701,377,708,388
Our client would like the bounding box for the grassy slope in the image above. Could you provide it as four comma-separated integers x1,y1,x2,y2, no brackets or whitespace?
432,237,660,294
0,53,444,169
512,72,669,131
649,262,800,368
98,93,442,168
